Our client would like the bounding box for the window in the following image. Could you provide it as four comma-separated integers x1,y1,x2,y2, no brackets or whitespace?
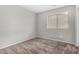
58,14,69,29
47,15,57,29
47,12,69,29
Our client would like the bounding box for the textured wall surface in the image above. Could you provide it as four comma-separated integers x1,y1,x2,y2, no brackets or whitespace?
0,6,36,49
37,6,75,44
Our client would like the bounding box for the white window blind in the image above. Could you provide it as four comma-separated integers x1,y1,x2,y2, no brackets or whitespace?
47,15,57,29
57,14,69,29
47,12,69,29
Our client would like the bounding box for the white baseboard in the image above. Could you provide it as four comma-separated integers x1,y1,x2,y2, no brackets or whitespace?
0,35,35,49
0,35,76,49
37,36,75,45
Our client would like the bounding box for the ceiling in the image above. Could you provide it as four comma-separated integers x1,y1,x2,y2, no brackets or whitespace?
20,5,66,13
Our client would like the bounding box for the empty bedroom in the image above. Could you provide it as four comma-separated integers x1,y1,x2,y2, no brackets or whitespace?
0,5,79,54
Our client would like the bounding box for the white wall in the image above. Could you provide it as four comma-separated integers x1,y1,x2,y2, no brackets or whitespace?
76,6,79,46
0,5,76,49
0,6,36,49
37,6,75,44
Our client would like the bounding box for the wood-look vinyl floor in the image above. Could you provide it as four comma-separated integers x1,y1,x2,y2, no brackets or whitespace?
0,38,79,54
